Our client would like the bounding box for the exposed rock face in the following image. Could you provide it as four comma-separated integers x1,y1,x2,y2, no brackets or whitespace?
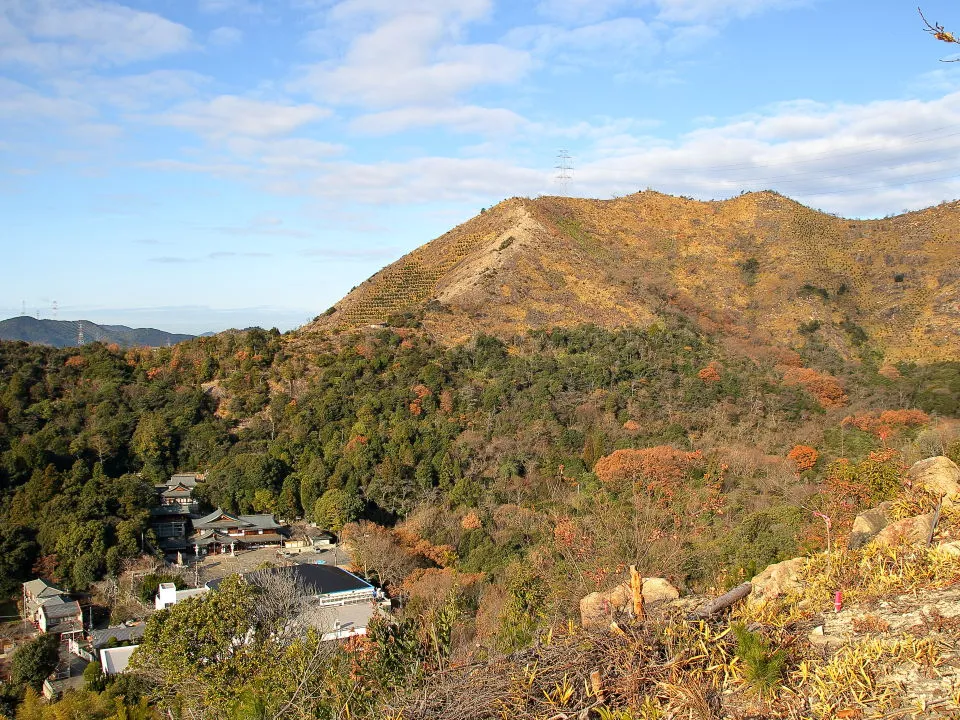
748,557,805,605
580,577,680,630
849,502,893,549
870,513,936,547
908,457,960,506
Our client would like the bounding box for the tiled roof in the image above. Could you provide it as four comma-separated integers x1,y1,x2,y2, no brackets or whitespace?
90,624,145,649
23,579,66,599
193,508,283,531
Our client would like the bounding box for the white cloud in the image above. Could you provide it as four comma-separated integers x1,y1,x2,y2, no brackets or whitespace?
0,77,94,120
226,137,346,170
155,96,331,138
328,0,491,23
351,105,527,135
198,0,263,13
0,0,193,70
536,0,635,25
511,16,660,66
52,70,209,110
653,0,802,22
209,26,244,47
563,91,960,217
194,90,960,217
294,4,529,108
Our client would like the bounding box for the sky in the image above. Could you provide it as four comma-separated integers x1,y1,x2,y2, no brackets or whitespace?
2,0,960,334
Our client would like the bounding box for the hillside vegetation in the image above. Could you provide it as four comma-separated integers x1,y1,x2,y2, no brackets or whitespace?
0,192,958,719
308,191,960,364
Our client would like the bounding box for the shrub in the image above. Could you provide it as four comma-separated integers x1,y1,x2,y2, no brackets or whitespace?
732,623,786,696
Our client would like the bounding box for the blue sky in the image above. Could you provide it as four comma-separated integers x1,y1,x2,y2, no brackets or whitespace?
2,0,960,333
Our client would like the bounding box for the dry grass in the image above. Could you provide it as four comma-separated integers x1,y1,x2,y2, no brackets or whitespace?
308,191,960,363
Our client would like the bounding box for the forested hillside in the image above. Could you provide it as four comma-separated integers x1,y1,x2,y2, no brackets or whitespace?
0,309,958,718
1,315,956,596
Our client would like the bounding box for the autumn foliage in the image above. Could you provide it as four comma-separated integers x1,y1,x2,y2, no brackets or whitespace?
593,446,704,499
841,410,930,443
780,366,848,408
787,445,818,473
697,362,722,383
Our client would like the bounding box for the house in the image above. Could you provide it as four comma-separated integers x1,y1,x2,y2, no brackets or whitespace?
282,530,336,555
22,579,83,639
38,600,83,637
206,564,385,640
155,583,209,609
190,508,286,554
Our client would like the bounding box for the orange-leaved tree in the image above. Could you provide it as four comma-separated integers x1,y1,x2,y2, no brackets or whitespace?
841,410,929,445
593,446,704,500
781,366,848,408
787,445,818,473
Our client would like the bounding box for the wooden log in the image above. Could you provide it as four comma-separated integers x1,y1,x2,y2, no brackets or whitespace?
692,582,752,618
629,565,646,621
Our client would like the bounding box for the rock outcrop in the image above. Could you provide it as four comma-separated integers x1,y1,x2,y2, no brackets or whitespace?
908,456,960,506
580,577,680,630
870,512,936,547
748,557,805,605
849,502,893,549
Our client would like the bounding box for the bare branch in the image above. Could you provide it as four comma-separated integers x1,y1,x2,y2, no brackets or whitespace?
920,7,960,61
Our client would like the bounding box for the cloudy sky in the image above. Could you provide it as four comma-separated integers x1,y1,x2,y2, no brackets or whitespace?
2,0,960,333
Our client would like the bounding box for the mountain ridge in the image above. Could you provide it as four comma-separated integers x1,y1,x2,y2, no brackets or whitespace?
307,191,960,363
0,315,197,348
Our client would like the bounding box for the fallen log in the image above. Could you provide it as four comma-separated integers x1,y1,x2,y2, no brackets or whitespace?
691,582,752,618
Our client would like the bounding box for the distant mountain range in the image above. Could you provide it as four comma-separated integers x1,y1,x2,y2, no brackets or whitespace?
0,316,198,348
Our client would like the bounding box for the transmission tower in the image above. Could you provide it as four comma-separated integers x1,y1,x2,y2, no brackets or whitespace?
51,300,58,319
555,150,573,196
77,320,84,346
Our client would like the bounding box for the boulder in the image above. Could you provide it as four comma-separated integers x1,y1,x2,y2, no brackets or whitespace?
907,457,960,506
849,502,893,549
748,557,806,605
579,577,680,630
641,577,680,604
937,540,960,557
869,512,936,547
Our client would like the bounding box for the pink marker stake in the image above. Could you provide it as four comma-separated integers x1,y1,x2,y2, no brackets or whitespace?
834,590,843,613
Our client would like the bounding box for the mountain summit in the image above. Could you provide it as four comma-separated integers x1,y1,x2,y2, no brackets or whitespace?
308,191,959,363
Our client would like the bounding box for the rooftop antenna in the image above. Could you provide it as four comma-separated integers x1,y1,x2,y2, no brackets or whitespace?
555,150,573,196
77,320,84,346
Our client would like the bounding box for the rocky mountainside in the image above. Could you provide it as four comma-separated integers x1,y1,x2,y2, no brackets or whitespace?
308,191,960,363
0,315,196,348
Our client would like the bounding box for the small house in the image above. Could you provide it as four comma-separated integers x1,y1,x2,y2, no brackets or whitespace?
22,579,83,639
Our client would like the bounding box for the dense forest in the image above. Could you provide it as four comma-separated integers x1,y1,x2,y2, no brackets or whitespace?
0,313,958,718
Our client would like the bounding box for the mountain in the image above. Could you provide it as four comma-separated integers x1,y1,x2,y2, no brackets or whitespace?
308,191,960,363
0,315,196,348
